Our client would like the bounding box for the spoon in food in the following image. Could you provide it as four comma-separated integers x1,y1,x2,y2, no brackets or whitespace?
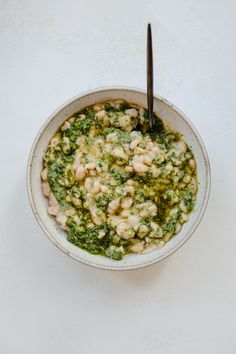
146,24,164,134
147,23,154,131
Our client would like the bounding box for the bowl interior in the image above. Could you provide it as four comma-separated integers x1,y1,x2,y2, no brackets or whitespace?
28,88,210,270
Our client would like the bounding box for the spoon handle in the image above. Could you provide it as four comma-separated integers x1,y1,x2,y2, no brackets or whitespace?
147,23,153,130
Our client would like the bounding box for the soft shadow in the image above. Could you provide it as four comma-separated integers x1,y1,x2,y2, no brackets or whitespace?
5,176,59,271
8,176,167,295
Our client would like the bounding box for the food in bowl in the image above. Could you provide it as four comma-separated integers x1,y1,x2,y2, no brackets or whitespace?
41,100,197,260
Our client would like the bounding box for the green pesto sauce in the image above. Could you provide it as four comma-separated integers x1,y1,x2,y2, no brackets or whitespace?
44,100,197,260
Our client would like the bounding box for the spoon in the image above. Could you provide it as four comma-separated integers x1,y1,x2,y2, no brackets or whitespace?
146,24,164,134
147,23,154,131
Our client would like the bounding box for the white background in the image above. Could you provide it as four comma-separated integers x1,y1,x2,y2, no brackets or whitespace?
0,0,236,353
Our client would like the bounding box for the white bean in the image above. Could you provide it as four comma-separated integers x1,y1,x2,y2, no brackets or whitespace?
116,222,134,239
73,215,81,225
61,121,70,131
132,162,148,176
50,135,60,148
124,185,134,196
48,206,58,216
65,208,76,217
107,198,120,215
174,223,182,234
130,139,140,150
93,104,102,111
180,213,189,224
174,141,187,154
118,115,131,130
106,133,118,143
62,137,70,153
42,182,50,197
131,242,144,253
71,197,81,208
152,167,160,178
72,151,81,170
56,211,67,229
90,206,105,225
137,224,149,238
98,230,106,239
157,240,165,249
127,215,140,227
164,233,172,242
76,165,86,181
103,115,110,127
125,165,133,173
109,216,121,228
139,108,145,116
114,99,125,106
100,185,108,193
189,159,195,169
120,210,130,218
143,154,153,165
189,177,198,193
127,179,134,186
166,163,173,174
92,180,100,194
48,192,59,215
49,192,58,208
96,110,106,120
150,222,158,232
41,168,48,181
85,162,97,170
180,200,188,213
121,197,133,209
183,174,191,183
112,147,128,165
139,203,157,218
133,147,146,155
89,169,97,176
125,108,138,118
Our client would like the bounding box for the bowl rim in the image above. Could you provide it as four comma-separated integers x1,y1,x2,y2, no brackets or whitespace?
27,86,211,271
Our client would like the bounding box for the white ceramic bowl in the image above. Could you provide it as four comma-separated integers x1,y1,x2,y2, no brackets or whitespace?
27,87,211,270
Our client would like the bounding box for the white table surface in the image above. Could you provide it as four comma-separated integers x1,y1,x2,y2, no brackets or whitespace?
1,1,236,353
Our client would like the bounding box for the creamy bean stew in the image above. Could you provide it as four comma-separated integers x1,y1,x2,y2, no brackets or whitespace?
41,100,197,260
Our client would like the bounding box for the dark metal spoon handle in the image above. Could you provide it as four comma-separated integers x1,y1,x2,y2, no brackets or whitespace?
147,23,153,131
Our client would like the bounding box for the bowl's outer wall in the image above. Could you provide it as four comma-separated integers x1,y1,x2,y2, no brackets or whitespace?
27,87,210,270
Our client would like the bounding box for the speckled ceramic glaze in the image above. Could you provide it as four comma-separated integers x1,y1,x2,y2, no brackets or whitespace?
27,87,211,270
